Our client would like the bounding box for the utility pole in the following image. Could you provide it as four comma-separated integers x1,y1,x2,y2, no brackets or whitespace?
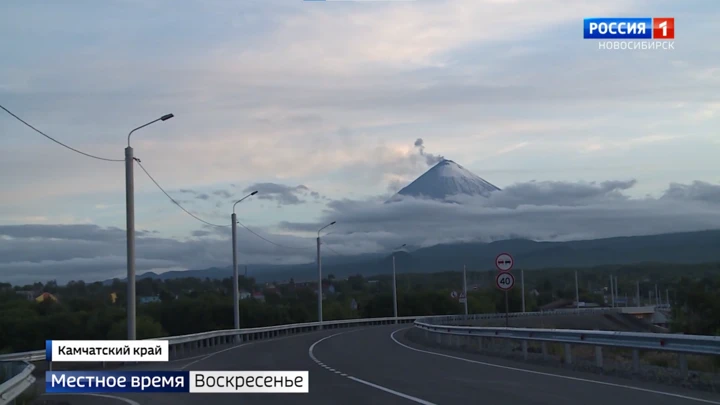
462,265,468,316
317,222,336,328
392,254,398,321
521,269,525,313
610,275,615,307
125,145,135,340
655,284,659,306
231,212,239,331
231,191,257,334
317,236,322,324
574,270,580,310
125,114,173,341
666,289,670,307
615,276,619,306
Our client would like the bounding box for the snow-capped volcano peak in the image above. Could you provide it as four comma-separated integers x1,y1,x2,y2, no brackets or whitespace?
390,159,500,202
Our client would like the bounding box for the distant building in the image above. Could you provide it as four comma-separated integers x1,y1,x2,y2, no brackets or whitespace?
16,290,35,301
139,296,161,304
35,292,58,303
252,292,265,302
239,290,251,300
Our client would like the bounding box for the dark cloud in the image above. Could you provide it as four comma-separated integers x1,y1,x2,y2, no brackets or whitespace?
243,183,318,205
179,189,197,194
195,193,210,201
4,179,720,285
0,224,315,285
280,179,720,251
212,189,233,199
414,138,445,166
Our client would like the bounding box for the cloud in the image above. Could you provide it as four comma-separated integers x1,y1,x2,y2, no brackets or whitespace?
3,178,720,285
0,223,316,285
280,179,720,251
195,193,210,201
212,189,233,199
243,183,316,206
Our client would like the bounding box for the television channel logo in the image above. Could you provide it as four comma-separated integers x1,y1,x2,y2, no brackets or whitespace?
583,18,674,51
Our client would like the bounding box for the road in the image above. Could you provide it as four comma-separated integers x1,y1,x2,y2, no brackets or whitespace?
40,325,720,405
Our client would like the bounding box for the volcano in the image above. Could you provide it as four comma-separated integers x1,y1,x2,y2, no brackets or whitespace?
389,159,500,202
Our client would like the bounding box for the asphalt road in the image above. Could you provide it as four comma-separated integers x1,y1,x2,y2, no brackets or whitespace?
40,325,720,405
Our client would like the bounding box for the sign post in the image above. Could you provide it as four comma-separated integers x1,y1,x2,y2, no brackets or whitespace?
495,271,515,327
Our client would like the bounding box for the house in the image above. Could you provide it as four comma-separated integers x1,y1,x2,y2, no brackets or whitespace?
16,290,35,301
252,292,265,302
139,296,161,304
239,290,251,300
35,292,58,303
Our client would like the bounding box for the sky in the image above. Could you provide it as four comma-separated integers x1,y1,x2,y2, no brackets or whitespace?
1,0,719,285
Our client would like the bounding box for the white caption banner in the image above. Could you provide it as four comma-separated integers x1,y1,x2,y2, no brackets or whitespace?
48,340,169,362
190,371,309,393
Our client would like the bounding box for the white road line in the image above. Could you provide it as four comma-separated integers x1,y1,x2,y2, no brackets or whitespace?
43,393,141,405
390,328,720,405
309,330,438,405
181,331,321,370
180,343,249,370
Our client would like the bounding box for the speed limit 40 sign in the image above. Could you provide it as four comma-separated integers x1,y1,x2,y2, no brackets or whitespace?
495,272,515,291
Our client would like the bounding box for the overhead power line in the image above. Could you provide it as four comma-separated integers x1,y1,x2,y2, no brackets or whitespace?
135,160,228,228
0,104,124,162
235,219,312,251
324,245,344,256
136,159,313,251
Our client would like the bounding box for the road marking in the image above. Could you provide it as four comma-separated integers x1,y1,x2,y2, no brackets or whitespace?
42,393,141,405
309,330,438,405
390,328,720,405
180,343,249,370
180,330,326,370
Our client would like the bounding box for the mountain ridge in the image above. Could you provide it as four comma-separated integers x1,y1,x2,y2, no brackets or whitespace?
105,229,720,284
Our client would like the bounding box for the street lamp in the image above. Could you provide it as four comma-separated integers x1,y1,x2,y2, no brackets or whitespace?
125,113,174,340
317,221,336,328
231,191,258,334
392,244,406,323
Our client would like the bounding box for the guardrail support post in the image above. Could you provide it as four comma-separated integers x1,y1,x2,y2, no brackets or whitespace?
541,342,548,360
632,349,640,373
595,346,603,368
679,354,688,378
564,344,572,365
522,341,528,360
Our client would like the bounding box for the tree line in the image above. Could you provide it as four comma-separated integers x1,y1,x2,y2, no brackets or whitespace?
2,262,719,353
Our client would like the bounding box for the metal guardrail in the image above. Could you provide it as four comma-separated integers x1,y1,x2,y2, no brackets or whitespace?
0,306,631,402
413,311,719,376
0,361,35,405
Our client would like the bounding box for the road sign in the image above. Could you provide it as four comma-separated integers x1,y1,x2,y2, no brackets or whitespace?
495,253,514,272
450,290,458,299
495,272,515,291
459,292,466,303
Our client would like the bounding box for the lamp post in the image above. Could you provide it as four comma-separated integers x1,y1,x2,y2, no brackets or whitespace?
125,113,174,340
392,244,406,323
317,221,336,328
231,191,258,334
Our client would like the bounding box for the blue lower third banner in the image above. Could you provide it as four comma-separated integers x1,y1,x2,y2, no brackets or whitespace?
46,371,189,393
46,370,310,393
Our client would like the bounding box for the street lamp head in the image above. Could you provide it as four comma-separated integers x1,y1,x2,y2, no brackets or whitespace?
250,191,258,196
401,243,406,248
330,221,336,225
161,114,174,121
